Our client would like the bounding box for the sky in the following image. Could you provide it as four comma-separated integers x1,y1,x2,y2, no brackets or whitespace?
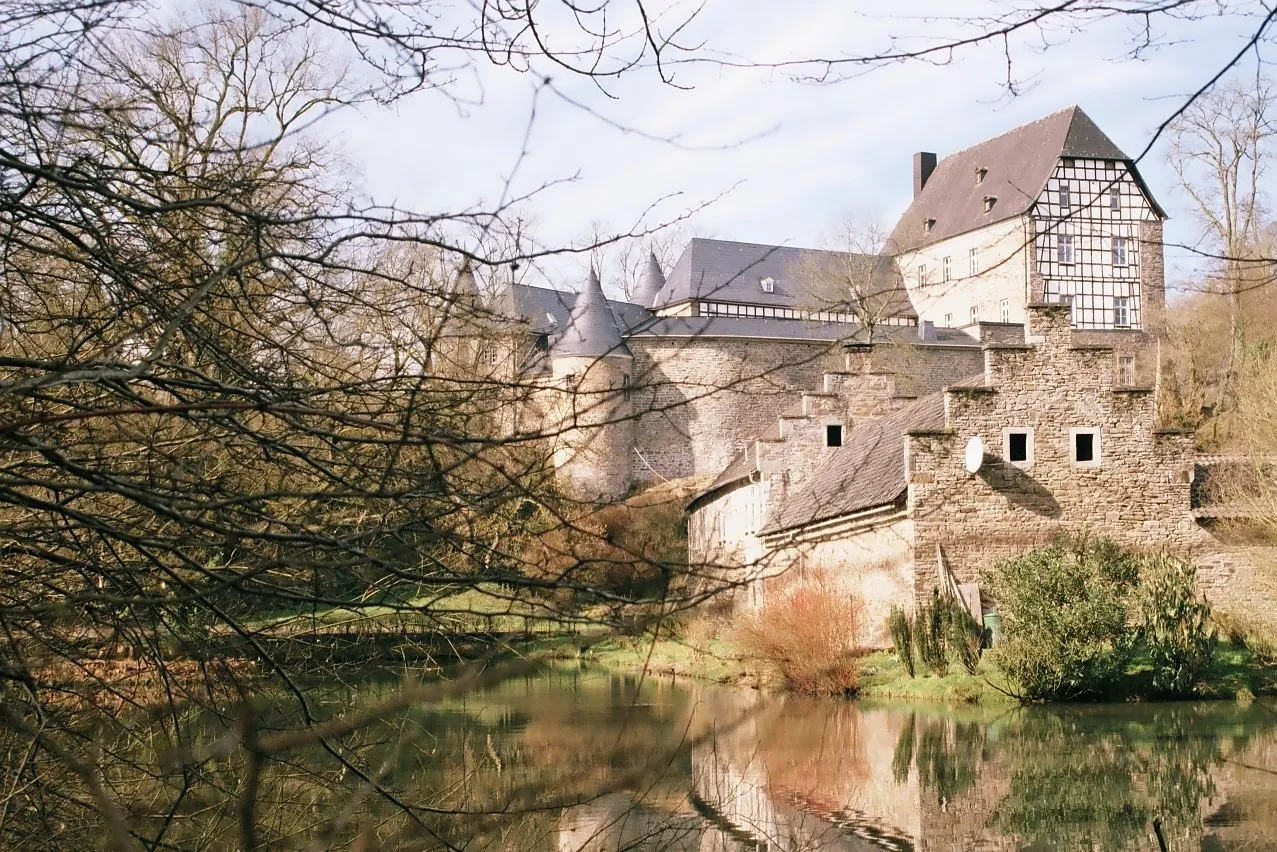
329,1,1276,297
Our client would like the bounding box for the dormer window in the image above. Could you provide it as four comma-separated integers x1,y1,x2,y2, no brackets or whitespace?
983,196,997,213
923,217,936,234
760,276,775,293
975,167,988,184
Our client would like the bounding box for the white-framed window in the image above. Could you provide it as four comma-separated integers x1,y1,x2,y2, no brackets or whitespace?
1057,233,1075,264
918,263,928,287
825,423,843,447
1059,184,1072,213
999,298,1010,323
1117,354,1135,386
969,247,980,276
970,305,979,323
1109,186,1121,211
1003,427,1034,468
1111,237,1128,267
1070,427,1101,468
944,312,953,327
760,276,775,293
942,256,952,283
1113,296,1130,328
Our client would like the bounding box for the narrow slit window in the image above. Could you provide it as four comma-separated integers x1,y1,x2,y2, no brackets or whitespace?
825,424,843,447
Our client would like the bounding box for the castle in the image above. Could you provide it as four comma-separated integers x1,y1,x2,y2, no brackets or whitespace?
476,106,1273,642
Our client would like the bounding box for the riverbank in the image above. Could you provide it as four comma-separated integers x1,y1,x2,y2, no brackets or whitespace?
558,632,1277,704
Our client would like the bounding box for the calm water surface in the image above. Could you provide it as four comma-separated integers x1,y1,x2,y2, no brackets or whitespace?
394,666,1277,851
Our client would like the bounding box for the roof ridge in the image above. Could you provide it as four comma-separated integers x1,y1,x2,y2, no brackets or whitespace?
934,105,1078,165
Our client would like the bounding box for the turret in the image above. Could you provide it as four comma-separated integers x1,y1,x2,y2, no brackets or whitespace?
549,269,635,502
634,252,666,309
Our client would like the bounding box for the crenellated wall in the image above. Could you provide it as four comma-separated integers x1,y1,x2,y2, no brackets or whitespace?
905,302,1199,600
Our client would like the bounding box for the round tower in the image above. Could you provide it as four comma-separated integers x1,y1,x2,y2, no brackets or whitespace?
633,251,667,309
549,268,634,502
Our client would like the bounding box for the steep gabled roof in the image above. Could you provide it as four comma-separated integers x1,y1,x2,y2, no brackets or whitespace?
887,106,1150,253
549,269,633,359
654,238,909,314
761,392,950,534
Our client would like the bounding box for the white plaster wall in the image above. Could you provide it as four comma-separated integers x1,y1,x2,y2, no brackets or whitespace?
897,217,1030,330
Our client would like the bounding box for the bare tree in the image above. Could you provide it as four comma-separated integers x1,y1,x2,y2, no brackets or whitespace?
792,218,913,339
1168,79,1276,413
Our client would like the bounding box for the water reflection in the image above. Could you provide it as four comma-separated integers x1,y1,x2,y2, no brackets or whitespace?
463,669,1277,852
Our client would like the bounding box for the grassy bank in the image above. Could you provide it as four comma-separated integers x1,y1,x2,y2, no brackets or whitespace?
566,632,1277,704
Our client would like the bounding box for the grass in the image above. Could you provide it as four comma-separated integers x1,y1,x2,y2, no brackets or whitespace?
241,584,580,637
857,652,1016,703
523,632,765,687
570,632,1277,705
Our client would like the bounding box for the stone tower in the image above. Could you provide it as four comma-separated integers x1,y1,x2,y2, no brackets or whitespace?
549,268,634,502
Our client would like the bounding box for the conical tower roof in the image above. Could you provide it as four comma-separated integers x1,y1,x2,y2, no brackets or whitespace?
550,268,632,359
633,252,666,308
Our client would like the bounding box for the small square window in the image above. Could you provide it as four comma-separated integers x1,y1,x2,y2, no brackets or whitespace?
825,424,843,447
1003,427,1034,468
1071,428,1101,467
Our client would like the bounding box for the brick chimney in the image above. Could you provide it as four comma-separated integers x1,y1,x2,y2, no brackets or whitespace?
913,152,937,198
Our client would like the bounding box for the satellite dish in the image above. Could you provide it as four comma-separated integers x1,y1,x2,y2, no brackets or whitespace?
964,437,984,474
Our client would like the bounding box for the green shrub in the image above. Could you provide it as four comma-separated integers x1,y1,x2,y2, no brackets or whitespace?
915,590,949,677
888,606,916,678
982,533,1139,700
1135,553,1215,696
945,598,984,676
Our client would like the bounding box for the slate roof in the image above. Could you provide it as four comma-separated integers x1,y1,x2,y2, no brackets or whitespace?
502,282,650,334
634,252,667,309
550,269,633,358
629,316,980,345
759,392,950,534
887,106,1163,253
653,238,910,314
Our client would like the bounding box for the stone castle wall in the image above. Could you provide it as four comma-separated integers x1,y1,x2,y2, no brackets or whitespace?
904,303,1209,601
628,337,844,483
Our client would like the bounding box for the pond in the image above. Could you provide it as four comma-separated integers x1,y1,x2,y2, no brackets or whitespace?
386,665,1277,851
